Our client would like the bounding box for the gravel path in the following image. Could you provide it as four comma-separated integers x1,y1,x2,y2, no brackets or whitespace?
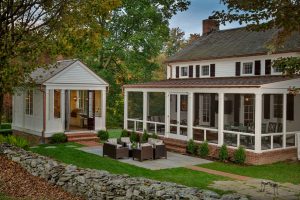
0,156,84,200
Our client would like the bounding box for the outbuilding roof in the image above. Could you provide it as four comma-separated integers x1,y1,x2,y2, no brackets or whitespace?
166,28,300,63
123,75,300,89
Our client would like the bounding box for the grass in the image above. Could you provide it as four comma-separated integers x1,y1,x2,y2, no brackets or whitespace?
0,193,13,200
200,161,300,184
107,129,122,138
31,142,229,193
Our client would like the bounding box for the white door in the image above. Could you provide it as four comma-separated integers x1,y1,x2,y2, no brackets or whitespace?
169,93,188,139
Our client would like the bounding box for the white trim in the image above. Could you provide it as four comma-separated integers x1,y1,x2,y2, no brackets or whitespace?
179,66,189,78
241,62,254,76
218,93,224,146
201,65,210,77
255,93,262,153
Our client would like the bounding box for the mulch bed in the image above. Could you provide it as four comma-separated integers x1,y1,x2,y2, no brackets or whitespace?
0,155,84,200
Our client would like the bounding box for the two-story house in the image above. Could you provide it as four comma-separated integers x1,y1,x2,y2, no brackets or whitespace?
123,18,300,165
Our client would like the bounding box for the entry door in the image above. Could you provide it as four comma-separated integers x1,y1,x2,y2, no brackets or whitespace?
87,90,95,130
169,93,188,139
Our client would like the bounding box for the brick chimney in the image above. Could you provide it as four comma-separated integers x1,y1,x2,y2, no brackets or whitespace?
202,16,219,35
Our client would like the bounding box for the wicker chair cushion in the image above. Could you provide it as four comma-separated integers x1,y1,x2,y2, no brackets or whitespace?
148,138,163,145
121,137,131,144
108,138,118,145
141,143,152,147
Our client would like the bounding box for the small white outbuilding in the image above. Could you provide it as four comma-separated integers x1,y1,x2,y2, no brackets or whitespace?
12,59,108,143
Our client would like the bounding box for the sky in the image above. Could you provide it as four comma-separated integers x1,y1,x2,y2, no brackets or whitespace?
169,0,243,38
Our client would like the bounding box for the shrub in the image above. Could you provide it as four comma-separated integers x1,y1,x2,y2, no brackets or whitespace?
0,134,6,143
50,133,67,144
0,129,12,136
121,129,129,137
15,137,29,150
149,133,158,139
198,141,209,158
219,144,228,162
97,130,109,141
130,131,139,143
1,135,29,150
141,130,149,143
234,146,246,164
187,139,197,155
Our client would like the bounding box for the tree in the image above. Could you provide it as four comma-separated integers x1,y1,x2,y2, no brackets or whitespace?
0,0,119,124
165,27,186,56
213,0,300,93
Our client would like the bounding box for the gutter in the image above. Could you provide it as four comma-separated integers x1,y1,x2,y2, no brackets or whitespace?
38,85,46,144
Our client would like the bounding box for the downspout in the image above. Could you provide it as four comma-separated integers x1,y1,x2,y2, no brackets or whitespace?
39,85,46,144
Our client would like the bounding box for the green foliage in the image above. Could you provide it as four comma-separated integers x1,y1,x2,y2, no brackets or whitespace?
50,133,67,144
198,141,209,158
187,139,197,155
141,130,149,143
0,129,12,136
149,133,158,139
129,131,139,143
273,57,300,76
0,135,29,150
121,129,130,137
219,144,229,162
97,130,109,141
234,146,246,164
0,123,11,129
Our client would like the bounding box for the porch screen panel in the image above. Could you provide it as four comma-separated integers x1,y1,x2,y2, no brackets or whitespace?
94,91,102,117
286,94,299,147
147,92,165,135
128,92,143,120
169,94,178,134
54,90,61,118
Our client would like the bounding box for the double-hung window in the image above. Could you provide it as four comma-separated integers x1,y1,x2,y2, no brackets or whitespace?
181,66,188,77
273,94,283,118
25,89,33,115
242,62,253,75
201,65,210,76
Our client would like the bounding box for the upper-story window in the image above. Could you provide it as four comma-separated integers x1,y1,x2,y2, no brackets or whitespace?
201,65,210,76
25,89,33,115
242,62,253,75
181,66,188,77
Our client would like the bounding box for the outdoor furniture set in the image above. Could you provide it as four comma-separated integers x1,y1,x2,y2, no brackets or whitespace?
103,137,167,162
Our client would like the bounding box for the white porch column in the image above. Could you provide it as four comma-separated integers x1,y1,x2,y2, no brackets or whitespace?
102,89,107,130
60,89,65,131
44,89,50,132
187,92,193,140
143,91,148,131
165,92,170,137
255,93,262,153
283,93,287,148
218,92,224,146
124,90,128,130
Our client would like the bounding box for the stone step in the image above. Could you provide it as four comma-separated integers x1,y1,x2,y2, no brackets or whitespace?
163,140,187,148
165,145,186,154
67,136,99,142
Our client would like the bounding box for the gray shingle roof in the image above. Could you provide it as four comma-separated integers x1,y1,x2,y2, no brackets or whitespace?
30,59,77,84
124,75,300,89
167,28,300,63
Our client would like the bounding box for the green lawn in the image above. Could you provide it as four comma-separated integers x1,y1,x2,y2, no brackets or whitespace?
0,192,13,200
108,129,122,138
201,161,300,184
31,143,228,193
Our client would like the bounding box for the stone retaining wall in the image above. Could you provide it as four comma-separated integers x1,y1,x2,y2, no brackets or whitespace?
0,144,247,200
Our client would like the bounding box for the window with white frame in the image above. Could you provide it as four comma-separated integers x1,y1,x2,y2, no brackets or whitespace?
202,94,210,123
181,66,188,77
242,62,253,74
273,66,282,73
244,95,254,126
201,65,210,76
78,90,88,114
25,89,33,115
273,94,283,118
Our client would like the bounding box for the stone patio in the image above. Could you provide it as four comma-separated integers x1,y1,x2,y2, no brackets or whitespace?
78,146,212,170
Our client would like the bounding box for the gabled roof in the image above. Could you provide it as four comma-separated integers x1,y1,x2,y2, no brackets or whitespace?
123,75,300,89
167,28,300,63
30,59,108,86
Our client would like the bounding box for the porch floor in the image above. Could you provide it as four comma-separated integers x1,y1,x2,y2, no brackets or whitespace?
78,146,212,170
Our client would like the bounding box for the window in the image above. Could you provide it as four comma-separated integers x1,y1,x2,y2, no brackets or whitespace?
201,65,210,76
244,95,254,126
273,66,282,73
181,67,188,77
54,90,61,118
273,95,283,118
243,62,253,74
25,89,33,115
202,94,210,123
78,90,88,114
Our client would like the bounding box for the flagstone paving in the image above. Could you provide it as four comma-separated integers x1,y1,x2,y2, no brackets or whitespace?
210,179,300,200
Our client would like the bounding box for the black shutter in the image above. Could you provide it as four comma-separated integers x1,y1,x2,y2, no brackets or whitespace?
210,94,216,127
195,94,199,122
235,62,241,76
287,94,294,121
234,94,240,125
189,65,193,78
176,66,179,78
210,64,215,77
196,65,200,78
264,94,270,119
255,60,261,75
265,60,271,75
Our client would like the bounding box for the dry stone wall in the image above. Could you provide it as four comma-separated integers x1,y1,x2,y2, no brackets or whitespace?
0,144,247,200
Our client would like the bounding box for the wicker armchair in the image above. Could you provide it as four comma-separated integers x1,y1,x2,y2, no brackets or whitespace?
103,139,129,159
148,138,167,159
132,144,153,161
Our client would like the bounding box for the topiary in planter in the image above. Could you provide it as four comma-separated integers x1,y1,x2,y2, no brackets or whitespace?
234,146,246,164
141,130,149,143
130,131,139,143
187,139,196,155
149,133,158,139
97,130,109,141
198,141,209,158
219,144,228,162
121,129,129,137
50,133,67,144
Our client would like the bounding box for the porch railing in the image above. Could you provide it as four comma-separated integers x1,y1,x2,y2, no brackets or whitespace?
193,126,218,144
